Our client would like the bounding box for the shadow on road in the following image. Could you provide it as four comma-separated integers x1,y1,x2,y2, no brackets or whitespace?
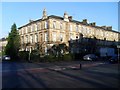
21,69,48,88
2,62,48,88
47,68,117,88
2,62,20,88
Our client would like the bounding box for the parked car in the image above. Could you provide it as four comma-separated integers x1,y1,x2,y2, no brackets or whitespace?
109,55,119,64
83,54,98,61
2,55,11,61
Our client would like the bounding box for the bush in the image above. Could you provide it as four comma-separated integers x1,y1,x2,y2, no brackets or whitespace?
63,54,73,61
30,50,40,62
44,55,56,62
18,51,29,61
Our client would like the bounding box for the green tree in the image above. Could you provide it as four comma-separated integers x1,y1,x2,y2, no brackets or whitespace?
5,23,20,60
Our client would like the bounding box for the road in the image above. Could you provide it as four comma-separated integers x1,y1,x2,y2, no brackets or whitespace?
1,61,119,88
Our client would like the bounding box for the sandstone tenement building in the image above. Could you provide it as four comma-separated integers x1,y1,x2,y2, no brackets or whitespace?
18,9,120,55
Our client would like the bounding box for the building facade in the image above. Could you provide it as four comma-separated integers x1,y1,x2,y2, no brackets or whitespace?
0,37,7,54
18,9,120,55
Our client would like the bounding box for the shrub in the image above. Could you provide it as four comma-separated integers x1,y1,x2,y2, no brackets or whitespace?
44,55,56,62
18,51,29,61
30,50,40,62
63,54,73,61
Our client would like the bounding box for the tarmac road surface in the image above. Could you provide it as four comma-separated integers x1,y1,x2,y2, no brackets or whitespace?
1,61,119,88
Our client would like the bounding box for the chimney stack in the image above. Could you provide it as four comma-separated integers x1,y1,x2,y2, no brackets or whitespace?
82,19,87,24
68,16,72,21
107,26,112,30
101,26,107,29
29,19,34,23
63,11,69,22
89,22,96,26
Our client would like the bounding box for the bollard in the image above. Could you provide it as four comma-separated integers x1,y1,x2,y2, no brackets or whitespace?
80,63,82,69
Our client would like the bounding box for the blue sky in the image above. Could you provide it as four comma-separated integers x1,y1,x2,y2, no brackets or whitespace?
1,2,118,38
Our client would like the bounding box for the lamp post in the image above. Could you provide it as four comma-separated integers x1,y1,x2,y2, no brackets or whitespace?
76,36,82,69
28,47,31,62
117,45,120,64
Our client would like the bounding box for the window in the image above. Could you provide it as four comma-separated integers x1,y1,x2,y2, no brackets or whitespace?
70,24,72,31
35,24,37,31
35,34,38,43
60,33,63,41
87,28,90,34
19,29,21,35
105,32,108,37
23,28,25,34
21,28,23,35
40,33,42,42
76,25,79,32
101,31,103,37
45,21,48,29
53,32,56,42
69,33,73,40
25,35,28,43
53,21,56,29
45,47,47,54
45,33,48,41
21,36,24,44
28,26,31,33
60,22,62,29
25,27,28,33
37,23,40,30
32,25,35,32
30,35,33,43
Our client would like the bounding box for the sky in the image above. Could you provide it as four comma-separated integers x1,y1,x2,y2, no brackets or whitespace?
1,2,118,38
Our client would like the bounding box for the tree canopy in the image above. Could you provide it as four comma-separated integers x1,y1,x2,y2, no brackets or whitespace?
5,23,20,60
